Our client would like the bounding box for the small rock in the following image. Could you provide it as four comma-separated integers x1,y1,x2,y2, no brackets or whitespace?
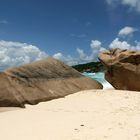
80,124,84,127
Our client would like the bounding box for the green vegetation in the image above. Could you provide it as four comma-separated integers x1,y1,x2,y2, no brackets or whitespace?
72,61,104,73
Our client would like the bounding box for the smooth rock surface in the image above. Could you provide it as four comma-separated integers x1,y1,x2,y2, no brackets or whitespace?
0,57,102,107
99,48,140,91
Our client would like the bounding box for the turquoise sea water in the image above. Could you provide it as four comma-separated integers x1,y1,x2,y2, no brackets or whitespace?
82,72,113,89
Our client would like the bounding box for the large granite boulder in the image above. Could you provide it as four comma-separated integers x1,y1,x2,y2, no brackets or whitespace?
99,48,140,91
0,57,102,107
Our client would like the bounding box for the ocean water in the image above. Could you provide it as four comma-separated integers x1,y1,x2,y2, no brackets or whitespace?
82,72,113,89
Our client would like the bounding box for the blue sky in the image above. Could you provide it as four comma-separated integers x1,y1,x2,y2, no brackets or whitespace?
0,0,140,69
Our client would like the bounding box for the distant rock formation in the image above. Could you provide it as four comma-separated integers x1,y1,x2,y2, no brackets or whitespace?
0,57,103,107
72,62,104,73
99,48,140,91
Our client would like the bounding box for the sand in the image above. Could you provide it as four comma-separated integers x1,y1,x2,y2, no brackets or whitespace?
0,89,140,140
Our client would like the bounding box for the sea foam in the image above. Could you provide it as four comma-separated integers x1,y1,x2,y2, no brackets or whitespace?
82,72,113,89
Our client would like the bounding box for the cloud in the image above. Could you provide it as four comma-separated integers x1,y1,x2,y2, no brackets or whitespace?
53,53,63,60
76,40,106,63
106,0,140,12
90,40,102,49
109,38,131,49
99,47,107,52
67,26,140,65
2,29,140,69
0,20,8,24
53,40,106,65
109,38,140,50
121,0,140,11
118,26,138,37
76,48,94,63
76,40,101,63
132,41,140,50
0,40,47,70
106,0,115,5
53,53,78,66
76,48,87,60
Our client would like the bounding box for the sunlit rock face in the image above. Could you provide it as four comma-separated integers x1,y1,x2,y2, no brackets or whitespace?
99,48,140,91
0,57,102,107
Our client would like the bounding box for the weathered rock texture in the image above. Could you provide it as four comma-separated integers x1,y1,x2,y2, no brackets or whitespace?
0,57,102,107
99,48,140,91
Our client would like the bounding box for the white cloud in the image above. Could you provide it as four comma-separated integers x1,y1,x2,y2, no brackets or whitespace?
76,40,106,63
53,52,78,66
0,40,47,70
133,41,140,50
2,32,140,69
109,38,140,50
118,26,137,37
54,38,140,65
76,48,87,60
0,40,104,69
90,40,102,49
109,38,131,49
122,0,139,10
106,0,115,5
99,47,107,52
76,48,93,63
53,52,63,60
53,40,106,65
106,0,140,12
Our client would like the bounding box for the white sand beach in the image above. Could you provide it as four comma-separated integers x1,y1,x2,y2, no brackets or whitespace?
0,89,140,140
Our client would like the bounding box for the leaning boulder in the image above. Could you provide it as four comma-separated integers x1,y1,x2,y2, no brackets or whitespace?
0,57,102,107
99,48,140,91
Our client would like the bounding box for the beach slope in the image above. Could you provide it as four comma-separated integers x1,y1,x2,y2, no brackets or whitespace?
0,89,140,140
